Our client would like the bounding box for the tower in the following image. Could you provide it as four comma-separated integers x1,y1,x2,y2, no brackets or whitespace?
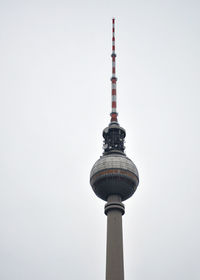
90,19,139,280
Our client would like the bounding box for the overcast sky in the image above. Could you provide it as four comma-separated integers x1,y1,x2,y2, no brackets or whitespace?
0,0,200,279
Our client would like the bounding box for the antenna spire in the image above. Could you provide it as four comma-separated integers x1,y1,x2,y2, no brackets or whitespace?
110,18,118,123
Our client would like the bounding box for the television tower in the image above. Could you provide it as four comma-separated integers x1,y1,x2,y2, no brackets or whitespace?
90,19,139,280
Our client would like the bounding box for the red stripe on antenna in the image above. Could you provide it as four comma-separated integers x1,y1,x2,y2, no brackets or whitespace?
112,101,116,108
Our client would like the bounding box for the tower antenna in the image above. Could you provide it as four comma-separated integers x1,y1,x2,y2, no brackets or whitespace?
110,18,118,123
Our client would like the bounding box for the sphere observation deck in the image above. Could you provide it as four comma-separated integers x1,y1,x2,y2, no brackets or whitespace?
90,122,139,201
90,153,139,201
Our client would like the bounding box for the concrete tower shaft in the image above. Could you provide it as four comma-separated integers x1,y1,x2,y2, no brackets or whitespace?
105,195,124,280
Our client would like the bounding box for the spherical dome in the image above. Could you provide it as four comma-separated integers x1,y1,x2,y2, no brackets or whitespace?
90,154,139,201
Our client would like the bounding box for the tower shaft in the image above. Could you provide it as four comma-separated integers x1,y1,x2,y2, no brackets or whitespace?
105,195,125,280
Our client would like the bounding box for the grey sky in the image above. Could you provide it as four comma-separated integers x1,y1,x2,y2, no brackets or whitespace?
0,0,200,279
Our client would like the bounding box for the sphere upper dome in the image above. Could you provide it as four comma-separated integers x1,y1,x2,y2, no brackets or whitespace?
90,154,139,201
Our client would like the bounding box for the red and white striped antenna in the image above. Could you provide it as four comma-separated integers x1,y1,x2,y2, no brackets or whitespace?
110,18,118,123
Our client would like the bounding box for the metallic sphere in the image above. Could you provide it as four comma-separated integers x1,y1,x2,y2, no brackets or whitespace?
90,154,139,201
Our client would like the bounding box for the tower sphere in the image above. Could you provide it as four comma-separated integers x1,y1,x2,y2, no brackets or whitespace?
90,153,139,201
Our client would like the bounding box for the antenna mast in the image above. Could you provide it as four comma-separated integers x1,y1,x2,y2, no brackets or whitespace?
110,18,118,123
